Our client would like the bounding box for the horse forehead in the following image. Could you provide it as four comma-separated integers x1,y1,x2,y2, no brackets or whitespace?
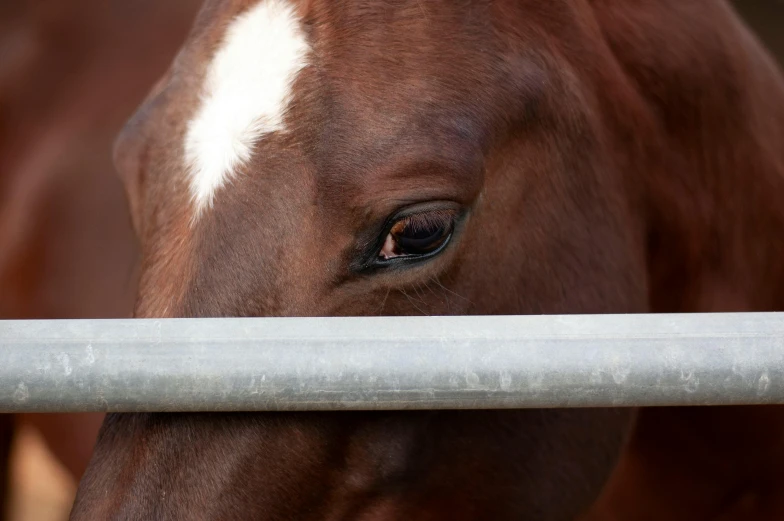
183,0,310,220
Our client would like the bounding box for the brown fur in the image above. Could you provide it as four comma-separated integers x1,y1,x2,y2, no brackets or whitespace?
71,0,784,520
0,415,12,519
0,0,202,515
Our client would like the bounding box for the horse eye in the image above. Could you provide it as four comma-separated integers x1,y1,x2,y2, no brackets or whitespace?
378,210,457,261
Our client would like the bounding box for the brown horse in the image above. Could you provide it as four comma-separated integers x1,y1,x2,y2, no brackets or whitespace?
70,0,784,519
0,0,200,516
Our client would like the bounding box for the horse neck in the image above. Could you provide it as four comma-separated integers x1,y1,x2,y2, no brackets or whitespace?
599,1,784,313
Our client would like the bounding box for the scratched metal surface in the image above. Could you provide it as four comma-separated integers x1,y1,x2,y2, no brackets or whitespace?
0,314,782,412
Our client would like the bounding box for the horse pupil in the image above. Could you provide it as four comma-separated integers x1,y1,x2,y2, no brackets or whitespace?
396,223,446,254
406,225,440,241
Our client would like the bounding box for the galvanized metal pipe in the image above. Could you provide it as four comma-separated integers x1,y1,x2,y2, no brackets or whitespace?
0,313,782,413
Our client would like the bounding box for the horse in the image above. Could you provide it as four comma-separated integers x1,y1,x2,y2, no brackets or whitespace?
0,1,200,516
70,0,784,519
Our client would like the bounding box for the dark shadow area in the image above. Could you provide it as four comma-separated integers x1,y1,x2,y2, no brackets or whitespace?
734,0,784,64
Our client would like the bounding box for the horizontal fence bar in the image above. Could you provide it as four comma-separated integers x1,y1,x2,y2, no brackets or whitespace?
0,313,782,413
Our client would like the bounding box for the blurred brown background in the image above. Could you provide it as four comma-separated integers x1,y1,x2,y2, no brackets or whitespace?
0,1,782,520
0,2,203,519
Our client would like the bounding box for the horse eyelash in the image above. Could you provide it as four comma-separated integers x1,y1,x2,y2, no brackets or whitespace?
354,206,460,272
393,208,458,234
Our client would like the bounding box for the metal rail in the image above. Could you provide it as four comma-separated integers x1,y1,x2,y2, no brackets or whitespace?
0,313,782,413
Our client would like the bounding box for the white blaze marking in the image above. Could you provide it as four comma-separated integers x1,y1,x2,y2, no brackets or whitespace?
184,0,309,217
